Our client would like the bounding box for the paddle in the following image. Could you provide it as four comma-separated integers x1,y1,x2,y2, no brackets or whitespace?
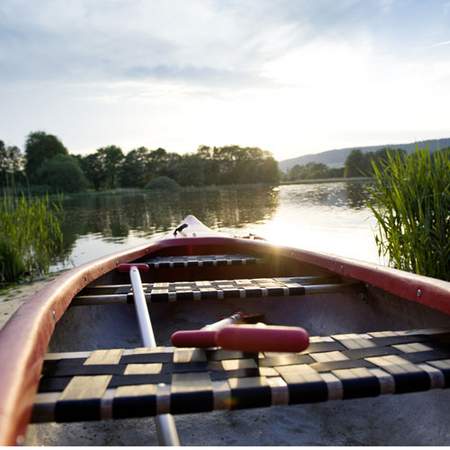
117,263,180,446
171,311,254,348
172,319,309,353
217,324,309,352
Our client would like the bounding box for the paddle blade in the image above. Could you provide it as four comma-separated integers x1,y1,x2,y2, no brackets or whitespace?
171,330,218,348
216,325,309,353
117,263,150,272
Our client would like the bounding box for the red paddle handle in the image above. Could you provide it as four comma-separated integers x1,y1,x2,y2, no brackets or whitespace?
172,324,310,352
171,330,217,348
117,263,150,272
216,325,309,353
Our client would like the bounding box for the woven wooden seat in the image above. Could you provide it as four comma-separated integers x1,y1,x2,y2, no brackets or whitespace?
32,328,450,423
73,276,344,305
144,254,260,268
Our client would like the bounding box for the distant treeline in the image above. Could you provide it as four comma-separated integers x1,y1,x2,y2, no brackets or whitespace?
284,147,450,181
0,131,280,193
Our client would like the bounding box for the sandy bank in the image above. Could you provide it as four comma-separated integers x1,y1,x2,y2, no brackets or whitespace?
0,274,61,330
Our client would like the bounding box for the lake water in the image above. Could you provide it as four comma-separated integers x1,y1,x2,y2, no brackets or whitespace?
53,181,384,271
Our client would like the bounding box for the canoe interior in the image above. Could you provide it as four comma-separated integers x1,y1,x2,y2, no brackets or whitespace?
26,242,450,445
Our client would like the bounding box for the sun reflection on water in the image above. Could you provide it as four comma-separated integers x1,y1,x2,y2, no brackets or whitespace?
228,182,383,264
55,181,384,270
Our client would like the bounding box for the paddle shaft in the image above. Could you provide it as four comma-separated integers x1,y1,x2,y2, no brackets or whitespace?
171,312,245,348
130,267,156,347
202,312,244,331
129,266,180,446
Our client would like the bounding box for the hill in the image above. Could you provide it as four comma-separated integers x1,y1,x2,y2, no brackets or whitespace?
278,137,450,172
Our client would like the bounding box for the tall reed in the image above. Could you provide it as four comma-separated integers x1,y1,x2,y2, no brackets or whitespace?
0,195,63,283
368,149,450,281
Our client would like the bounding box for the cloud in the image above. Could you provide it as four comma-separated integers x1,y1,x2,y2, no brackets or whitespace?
429,40,450,48
0,0,411,87
1,0,450,158
124,64,264,87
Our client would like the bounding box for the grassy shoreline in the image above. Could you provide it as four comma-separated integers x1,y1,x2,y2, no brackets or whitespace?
369,150,449,281
47,183,279,198
0,195,64,283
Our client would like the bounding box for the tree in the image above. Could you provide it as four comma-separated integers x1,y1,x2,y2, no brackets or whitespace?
146,148,177,179
257,156,280,183
172,154,206,186
96,146,124,189
80,146,124,190
37,155,88,193
344,150,366,177
0,140,6,185
328,167,345,178
79,153,107,190
288,162,336,181
287,164,305,180
196,145,213,159
204,145,279,184
162,152,182,179
345,148,407,178
0,141,24,186
25,131,68,183
120,147,151,187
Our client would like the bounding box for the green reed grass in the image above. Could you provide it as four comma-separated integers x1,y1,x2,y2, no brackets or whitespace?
368,149,450,281
0,195,63,283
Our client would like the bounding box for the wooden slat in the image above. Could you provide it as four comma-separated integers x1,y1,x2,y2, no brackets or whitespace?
60,376,112,401
84,350,123,365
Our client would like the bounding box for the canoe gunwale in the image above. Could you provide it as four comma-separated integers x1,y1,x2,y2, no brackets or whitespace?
0,235,449,445
0,240,156,445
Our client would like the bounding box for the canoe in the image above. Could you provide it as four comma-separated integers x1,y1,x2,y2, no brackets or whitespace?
1,215,450,446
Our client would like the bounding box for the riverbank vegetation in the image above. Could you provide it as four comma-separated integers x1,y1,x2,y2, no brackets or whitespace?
2,131,449,283
1,132,279,194
369,149,450,281
284,148,409,182
0,195,63,283
284,163,344,181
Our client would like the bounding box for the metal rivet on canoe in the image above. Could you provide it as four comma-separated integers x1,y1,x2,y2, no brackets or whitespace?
417,288,423,297
51,310,56,322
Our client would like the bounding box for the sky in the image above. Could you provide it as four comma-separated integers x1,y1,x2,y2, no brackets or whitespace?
1,0,450,161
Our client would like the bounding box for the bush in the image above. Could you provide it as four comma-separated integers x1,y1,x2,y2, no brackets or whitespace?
37,155,88,193
0,239,26,282
0,195,63,282
369,149,450,280
145,176,180,191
